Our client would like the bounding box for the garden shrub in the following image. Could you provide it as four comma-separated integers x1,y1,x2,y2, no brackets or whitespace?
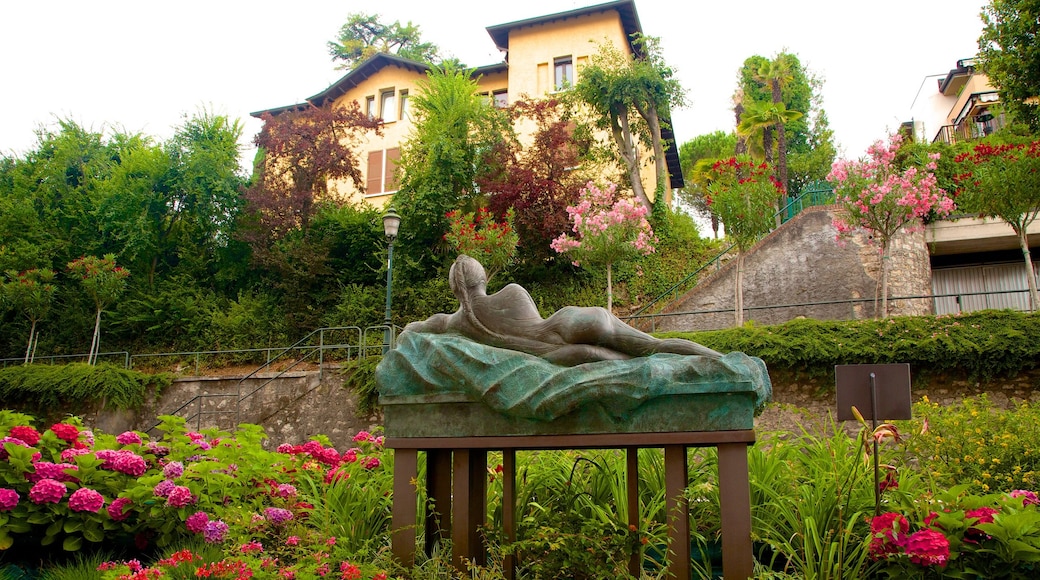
904,395,1040,493
339,356,382,415
665,309,1040,381
0,364,170,416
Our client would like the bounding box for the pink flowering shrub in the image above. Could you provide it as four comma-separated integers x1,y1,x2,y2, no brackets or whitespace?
550,181,656,312
827,134,955,317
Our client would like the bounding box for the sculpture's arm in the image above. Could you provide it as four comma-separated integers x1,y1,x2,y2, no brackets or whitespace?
402,313,452,335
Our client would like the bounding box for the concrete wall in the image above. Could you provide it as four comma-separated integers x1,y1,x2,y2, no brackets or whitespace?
648,206,933,332
91,369,382,451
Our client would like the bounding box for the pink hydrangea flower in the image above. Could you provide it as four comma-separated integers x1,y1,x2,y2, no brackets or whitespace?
108,497,132,521
276,484,297,498
162,461,184,479
28,478,67,504
60,447,91,462
185,511,209,533
0,436,30,460
115,431,142,446
904,528,950,567
352,431,372,443
95,449,147,476
0,488,19,511
276,443,294,454
153,480,176,498
240,541,263,554
8,426,41,446
868,512,908,559
68,487,105,513
166,485,195,508
286,536,300,546
363,457,381,470
1011,490,1039,506
28,461,79,483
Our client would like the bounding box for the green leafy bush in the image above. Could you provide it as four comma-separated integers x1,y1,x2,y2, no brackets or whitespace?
664,309,1040,381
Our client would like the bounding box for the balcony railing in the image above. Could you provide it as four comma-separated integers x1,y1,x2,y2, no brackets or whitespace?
933,112,1006,145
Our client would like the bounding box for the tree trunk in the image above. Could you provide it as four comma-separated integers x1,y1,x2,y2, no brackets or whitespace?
611,112,651,211
24,320,36,364
606,262,613,313
734,101,747,156
89,308,102,365
1018,229,1039,311
734,252,745,327
634,101,667,196
879,242,891,319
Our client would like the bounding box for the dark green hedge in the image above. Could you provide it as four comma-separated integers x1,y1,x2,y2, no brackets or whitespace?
663,309,1040,382
0,363,171,413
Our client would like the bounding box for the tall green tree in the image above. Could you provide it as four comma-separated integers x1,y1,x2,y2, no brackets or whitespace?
328,12,440,70
393,64,509,276
574,35,686,211
2,268,56,363
977,0,1040,132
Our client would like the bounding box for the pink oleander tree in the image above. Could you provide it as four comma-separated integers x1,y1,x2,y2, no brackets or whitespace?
827,134,955,318
551,181,656,312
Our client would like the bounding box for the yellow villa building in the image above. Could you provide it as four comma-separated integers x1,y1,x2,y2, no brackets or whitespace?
252,0,683,208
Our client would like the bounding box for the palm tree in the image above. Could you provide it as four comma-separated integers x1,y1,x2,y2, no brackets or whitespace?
756,55,798,195
737,101,802,222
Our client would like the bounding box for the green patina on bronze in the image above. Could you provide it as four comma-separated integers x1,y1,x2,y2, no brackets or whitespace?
376,254,771,438
377,332,771,437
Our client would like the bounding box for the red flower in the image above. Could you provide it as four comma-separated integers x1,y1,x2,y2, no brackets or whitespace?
50,423,80,444
8,426,40,446
868,512,908,559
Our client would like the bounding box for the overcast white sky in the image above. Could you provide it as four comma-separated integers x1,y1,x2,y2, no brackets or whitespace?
0,0,988,168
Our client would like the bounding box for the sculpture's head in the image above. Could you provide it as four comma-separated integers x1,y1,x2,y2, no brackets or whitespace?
449,255,487,301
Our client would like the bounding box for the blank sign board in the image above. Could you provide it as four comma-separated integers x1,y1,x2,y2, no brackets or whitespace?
835,363,912,422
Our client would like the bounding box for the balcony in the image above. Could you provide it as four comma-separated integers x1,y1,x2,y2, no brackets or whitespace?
933,111,1006,145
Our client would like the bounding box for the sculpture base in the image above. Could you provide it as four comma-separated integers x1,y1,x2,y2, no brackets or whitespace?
381,391,757,437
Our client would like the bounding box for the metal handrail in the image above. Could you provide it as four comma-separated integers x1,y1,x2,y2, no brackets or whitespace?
622,288,1033,332
0,351,129,369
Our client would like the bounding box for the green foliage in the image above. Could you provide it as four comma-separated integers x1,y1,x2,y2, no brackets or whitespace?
327,12,440,70
751,426,884,579
0,363,169,414
573,35,685,209
393,64,510,277
205,290,290,351
905,395,1040,493
339,356,382,415
977,0,1040,132
659,309,1040,381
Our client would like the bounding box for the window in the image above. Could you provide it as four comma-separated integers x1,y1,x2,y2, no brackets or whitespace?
365,96,376,119
366,148,401,195
399,90,410,121
492,89,508,108
554,56,573,91
380,89,396,121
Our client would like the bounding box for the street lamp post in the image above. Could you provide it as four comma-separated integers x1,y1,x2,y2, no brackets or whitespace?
382,207,401,354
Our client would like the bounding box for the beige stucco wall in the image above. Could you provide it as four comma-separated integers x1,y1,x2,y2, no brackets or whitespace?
947,75,998,125
328,65,428,208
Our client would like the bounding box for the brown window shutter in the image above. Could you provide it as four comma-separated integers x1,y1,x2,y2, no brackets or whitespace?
385,148,401,191
367,150,383,193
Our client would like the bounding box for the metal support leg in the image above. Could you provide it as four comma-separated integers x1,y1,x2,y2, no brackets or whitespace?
391,448,418,567
664,445,690,580
718,442,753,580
